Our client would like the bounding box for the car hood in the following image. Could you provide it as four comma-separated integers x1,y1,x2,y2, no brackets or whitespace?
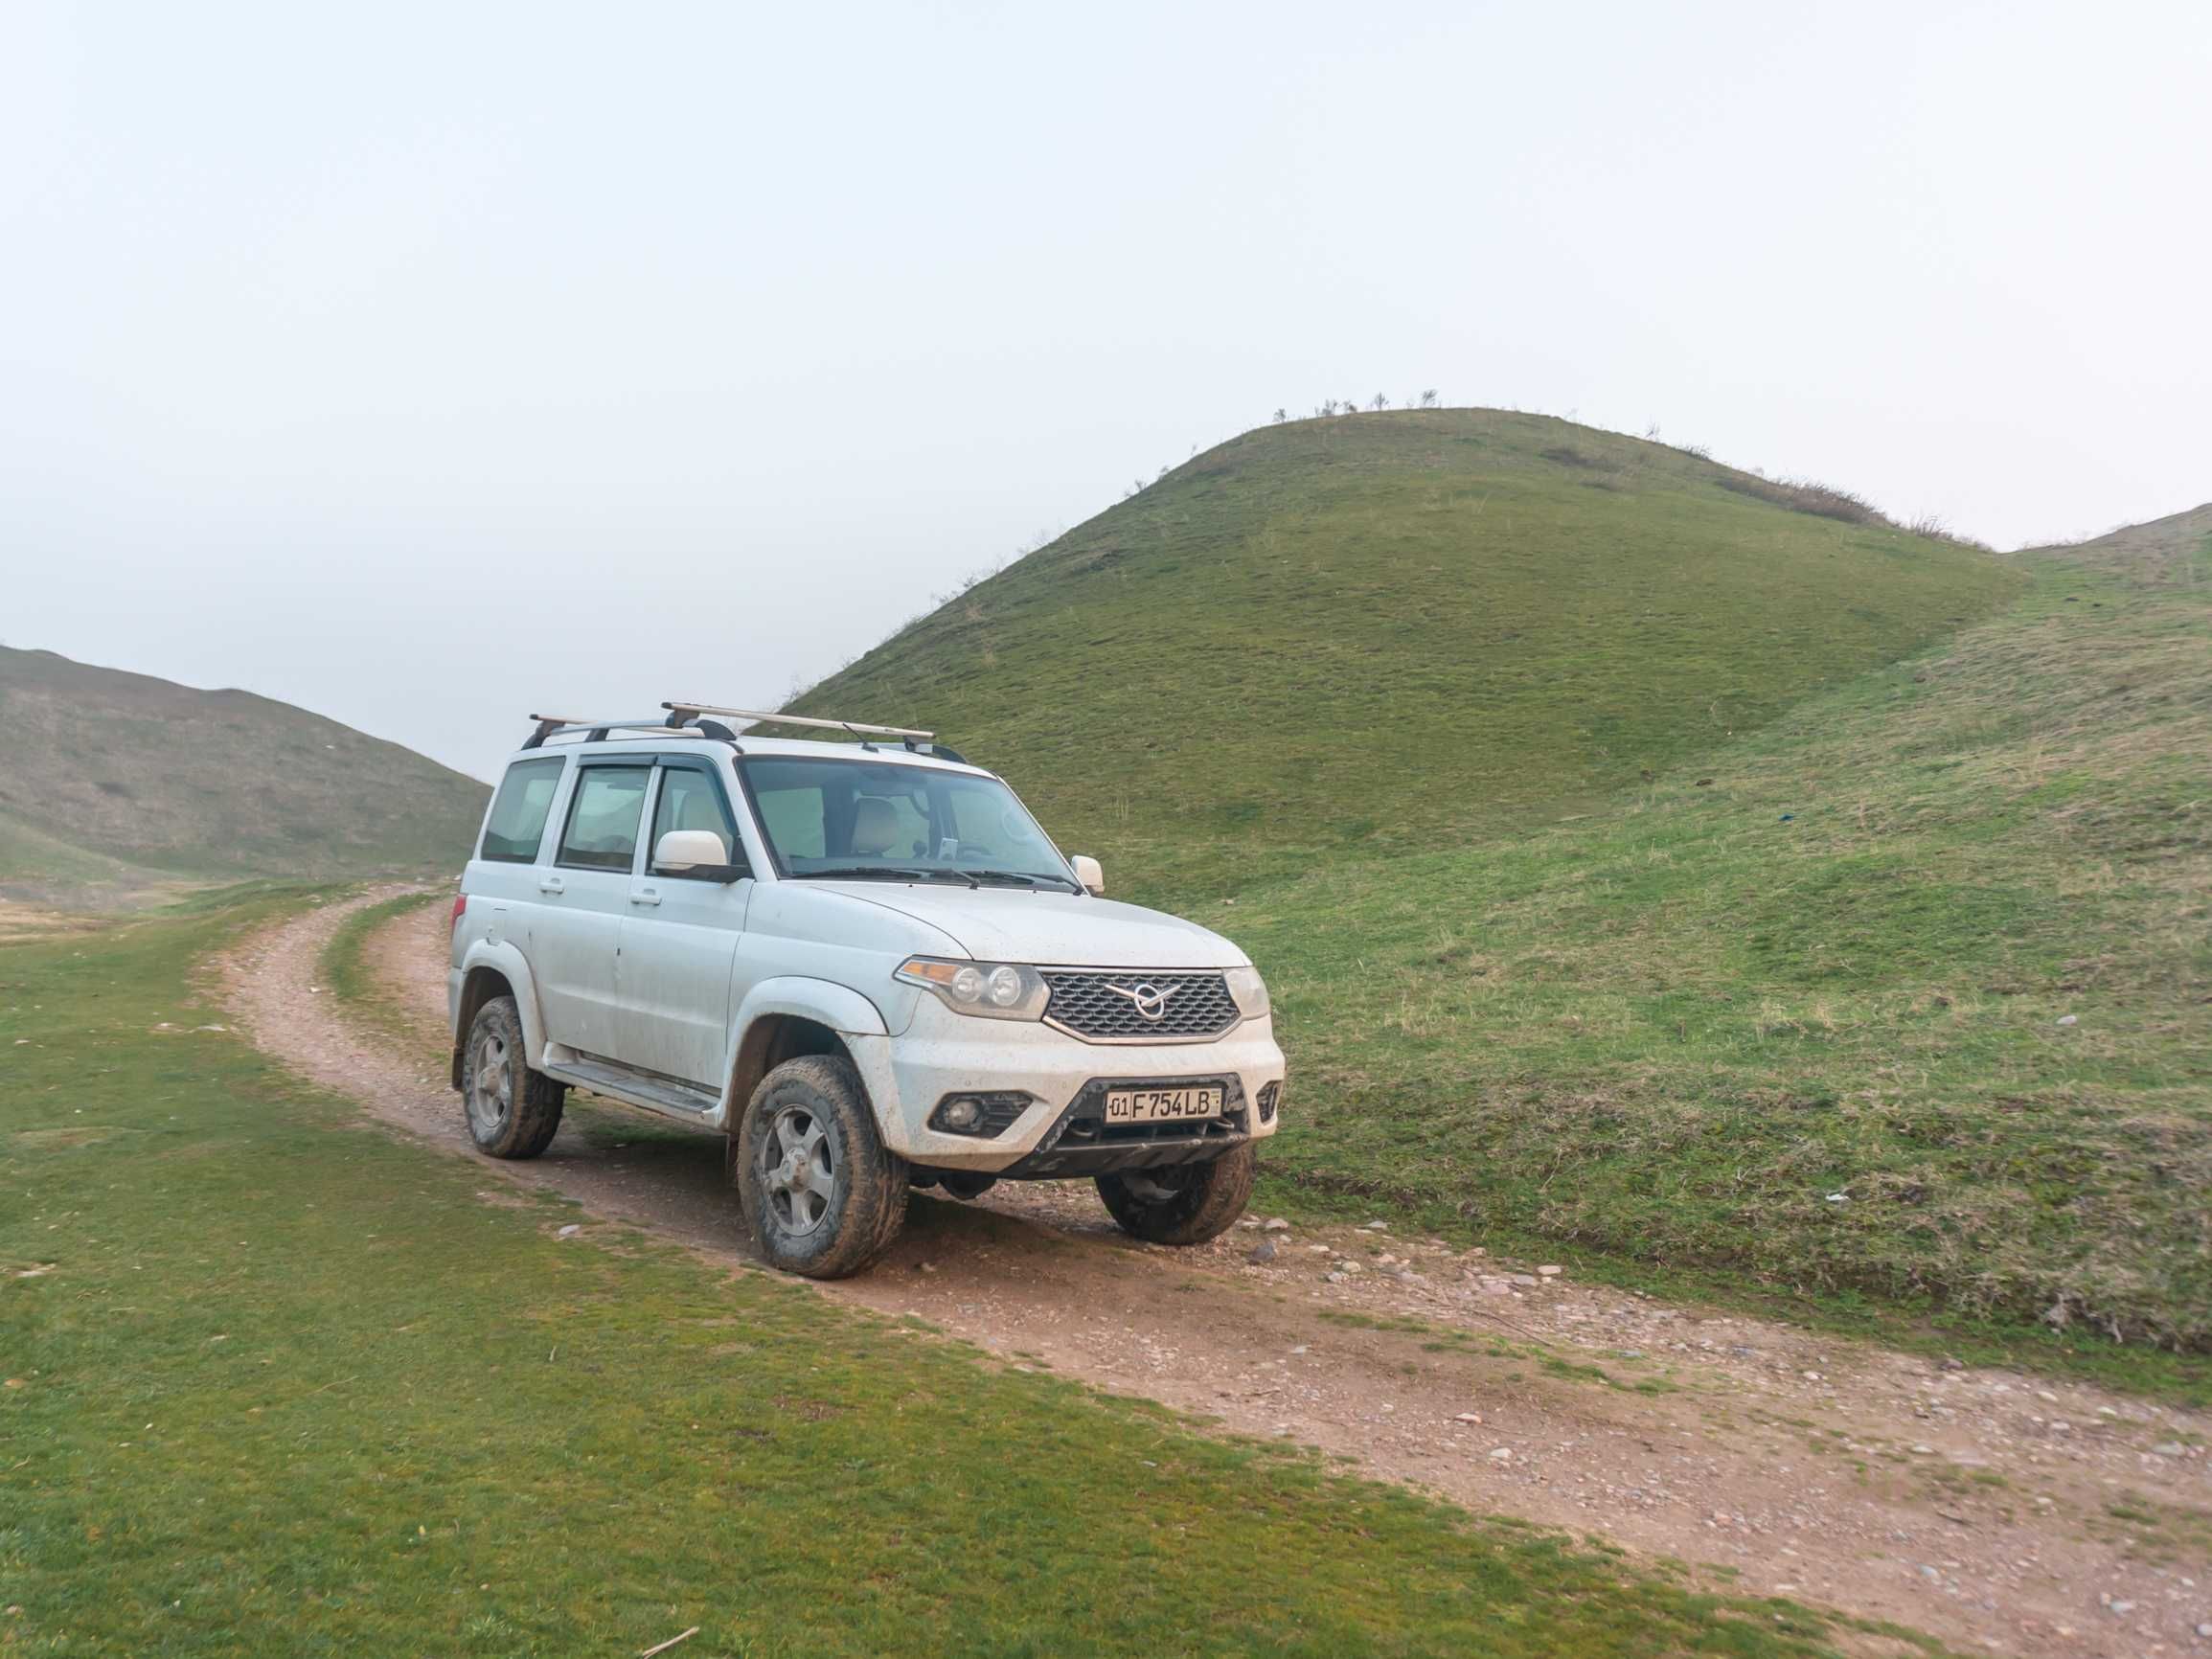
808,883,1246,968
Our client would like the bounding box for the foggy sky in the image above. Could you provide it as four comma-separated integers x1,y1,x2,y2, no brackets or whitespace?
4,1,2206,780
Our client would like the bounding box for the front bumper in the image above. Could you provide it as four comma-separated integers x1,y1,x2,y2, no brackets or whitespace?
844,997,1286,1174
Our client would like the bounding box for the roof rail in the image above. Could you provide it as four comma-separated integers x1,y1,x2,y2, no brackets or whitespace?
518,706,954,760
661,702,933,742
521,714,702,750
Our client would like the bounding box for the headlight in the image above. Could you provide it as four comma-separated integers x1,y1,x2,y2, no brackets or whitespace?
1224,965,1270,1018
895,956,1049,1021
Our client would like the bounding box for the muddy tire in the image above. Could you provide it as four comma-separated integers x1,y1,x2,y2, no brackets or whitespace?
1096,1144,1256,1245
460,995,565,1159
736,1055,907,1279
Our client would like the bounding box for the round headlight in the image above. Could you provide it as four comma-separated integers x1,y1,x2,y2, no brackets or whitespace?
949,966,986,1004
985,965,1025,1008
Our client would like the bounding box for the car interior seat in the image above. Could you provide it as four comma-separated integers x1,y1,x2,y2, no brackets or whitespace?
850,796,900,857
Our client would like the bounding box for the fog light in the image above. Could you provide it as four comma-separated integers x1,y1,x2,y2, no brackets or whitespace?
941,1097,983,1131
928,1091,1034,1138
1257,1081,1281,1125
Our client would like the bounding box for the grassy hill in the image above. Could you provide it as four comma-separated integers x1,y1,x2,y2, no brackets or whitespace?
1234,506,2211,1367
0,646,488,906
796,410,2023,899
801,414,2208,1380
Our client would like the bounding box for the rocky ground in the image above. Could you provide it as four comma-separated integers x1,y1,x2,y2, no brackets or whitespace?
215,888,2212,1659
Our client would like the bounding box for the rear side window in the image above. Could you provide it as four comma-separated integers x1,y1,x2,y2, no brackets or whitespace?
556,765,651,872
478,757,566,864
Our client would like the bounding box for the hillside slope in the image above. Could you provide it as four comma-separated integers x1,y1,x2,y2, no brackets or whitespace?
802,420,2205,1373
1233,503,2211,1359
0,648,489,904
796,410,2022,897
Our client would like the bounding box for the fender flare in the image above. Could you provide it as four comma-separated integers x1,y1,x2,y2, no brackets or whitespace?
454,940,551,1070
720,976,891,1117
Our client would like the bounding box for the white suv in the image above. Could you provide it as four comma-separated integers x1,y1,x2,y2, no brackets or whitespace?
448,704,1285,1278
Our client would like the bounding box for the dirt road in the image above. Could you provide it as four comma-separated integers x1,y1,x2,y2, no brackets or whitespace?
217,889,2212,1658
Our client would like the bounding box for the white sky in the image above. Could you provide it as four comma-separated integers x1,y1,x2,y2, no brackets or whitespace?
4,1,2207,780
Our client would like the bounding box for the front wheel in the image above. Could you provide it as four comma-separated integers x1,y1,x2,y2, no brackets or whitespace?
1096,1145,1255,1245
735,1055,908,1279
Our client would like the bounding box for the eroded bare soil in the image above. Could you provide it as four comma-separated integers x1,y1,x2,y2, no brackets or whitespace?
217,889,2212,1658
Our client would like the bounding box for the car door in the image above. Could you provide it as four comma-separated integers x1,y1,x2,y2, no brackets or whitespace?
532,759,653,1058
611,759,750,1087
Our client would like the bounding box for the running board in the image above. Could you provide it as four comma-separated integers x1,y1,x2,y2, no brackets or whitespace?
542,1056,721,1121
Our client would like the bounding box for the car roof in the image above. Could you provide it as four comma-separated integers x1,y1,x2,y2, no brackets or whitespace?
502,733,992,777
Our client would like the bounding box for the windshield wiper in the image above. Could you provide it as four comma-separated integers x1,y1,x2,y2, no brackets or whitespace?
802,865,979,888
966,869,1082,893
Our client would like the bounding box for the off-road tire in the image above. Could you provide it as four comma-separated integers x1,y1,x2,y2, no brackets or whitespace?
460,995,565,1159
1096,1144,1256,1245
735,1055,907,1279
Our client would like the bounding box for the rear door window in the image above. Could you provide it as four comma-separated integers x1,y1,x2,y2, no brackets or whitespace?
479,757,567,864
555,765,652,873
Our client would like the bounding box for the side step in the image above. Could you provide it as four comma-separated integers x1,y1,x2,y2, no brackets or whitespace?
542,1055,721,1120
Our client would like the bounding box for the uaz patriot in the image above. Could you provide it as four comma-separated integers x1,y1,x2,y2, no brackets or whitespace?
448,703,1285,1277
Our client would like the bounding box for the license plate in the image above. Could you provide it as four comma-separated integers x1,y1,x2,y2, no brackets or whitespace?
1104,1085,1223,1125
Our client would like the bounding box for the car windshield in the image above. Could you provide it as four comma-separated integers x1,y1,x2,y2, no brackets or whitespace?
739,756,1080,890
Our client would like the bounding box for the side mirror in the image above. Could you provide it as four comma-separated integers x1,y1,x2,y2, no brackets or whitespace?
652,829,746,883
1070,854,1105,897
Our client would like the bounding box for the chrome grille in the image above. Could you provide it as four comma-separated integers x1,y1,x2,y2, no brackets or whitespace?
1040,969,1241,1043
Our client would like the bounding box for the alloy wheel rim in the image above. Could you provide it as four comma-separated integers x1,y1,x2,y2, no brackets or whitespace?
762,1105,836,1236
467,1030,512,1132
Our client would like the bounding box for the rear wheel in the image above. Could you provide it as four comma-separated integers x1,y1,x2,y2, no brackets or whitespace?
735,1055,907,1279
460,995,565,1159
1095,1145,1255,1245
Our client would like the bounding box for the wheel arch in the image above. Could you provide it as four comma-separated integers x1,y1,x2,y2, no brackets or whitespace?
720,977,888,1123
450,943,549,1088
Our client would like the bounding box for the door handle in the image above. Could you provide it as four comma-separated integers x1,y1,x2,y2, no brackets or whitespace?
538,875,565,895
629,887,662,907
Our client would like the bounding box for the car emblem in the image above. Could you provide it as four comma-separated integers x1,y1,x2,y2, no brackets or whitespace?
1104,980,1178,1021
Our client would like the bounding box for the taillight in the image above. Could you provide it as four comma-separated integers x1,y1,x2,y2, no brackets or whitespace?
450,894,468,931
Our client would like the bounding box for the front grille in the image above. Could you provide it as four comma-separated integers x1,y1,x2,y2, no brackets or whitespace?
1039,969,1241,1043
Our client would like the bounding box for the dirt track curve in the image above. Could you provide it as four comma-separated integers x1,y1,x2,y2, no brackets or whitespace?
216,888,2212,1659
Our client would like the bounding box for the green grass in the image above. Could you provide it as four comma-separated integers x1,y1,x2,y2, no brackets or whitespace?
1230,514,2211,1384
796,410,2020,906
321,888,445,1046
0,900,1924,1656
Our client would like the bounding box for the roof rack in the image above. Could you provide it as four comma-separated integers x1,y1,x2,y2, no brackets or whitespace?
662,702,933,742
521,714,715,750
662,702,967,765
520,705,964,763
